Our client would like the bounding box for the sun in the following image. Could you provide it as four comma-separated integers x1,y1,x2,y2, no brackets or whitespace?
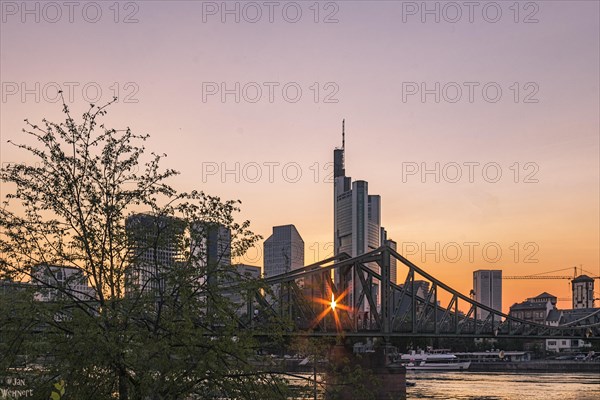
309,287,351,331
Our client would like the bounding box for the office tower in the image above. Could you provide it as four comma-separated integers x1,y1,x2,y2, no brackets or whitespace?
192,222,232,289
263,225,304,278
334,121,392,311
126,213,187,295
381,228,398,285
126,213,232,296
572,275,595,309
473,269,502,319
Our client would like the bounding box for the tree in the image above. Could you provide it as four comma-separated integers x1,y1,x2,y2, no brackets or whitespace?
0,96,291,399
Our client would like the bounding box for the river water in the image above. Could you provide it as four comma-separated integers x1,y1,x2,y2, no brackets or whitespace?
406,372,600,399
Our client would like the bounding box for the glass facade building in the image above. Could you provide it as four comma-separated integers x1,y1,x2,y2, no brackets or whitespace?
333,122,395,312
263,225,304,278
473,269,503,320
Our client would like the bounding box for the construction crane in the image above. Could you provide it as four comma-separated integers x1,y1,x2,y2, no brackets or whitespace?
503,266,600,280
503,266,600,302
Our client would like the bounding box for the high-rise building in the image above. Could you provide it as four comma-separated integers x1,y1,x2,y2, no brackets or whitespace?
31,264,95,302
192,222,232,289
333,121,394,311
223,264,261,315
572,275,595,309
263,225,304,278
126,213,187,295
126,214,232,295
473,269,502,319
381,228,398,285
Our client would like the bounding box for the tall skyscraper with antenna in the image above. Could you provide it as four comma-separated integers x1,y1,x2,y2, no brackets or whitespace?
333,121,394,313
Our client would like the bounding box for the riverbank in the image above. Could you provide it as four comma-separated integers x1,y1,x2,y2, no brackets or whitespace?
468,360,600,373
272,359,600,374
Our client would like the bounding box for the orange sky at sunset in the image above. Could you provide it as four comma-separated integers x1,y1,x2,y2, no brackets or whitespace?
1,1,598,314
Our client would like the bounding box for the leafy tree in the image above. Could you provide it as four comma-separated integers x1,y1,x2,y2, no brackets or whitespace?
0,96,290,399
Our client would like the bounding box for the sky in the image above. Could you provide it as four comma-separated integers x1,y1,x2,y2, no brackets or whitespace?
1,0,599,313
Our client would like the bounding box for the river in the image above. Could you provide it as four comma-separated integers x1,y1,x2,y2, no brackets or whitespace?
406,372,600,399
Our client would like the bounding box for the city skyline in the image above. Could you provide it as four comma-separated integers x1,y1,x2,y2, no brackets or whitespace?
1,3,599,398
1,1,598,314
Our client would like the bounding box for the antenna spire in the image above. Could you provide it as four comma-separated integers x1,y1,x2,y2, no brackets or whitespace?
342,119,345,150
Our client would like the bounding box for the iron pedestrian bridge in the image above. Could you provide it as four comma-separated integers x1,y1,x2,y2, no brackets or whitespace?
240,246,600,340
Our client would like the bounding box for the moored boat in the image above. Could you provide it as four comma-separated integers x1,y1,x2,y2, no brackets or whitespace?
399,350,471,371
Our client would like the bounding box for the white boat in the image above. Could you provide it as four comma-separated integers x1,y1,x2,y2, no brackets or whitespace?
399,350,471,371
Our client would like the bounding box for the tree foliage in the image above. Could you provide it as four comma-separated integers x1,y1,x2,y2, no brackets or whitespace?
0,97,291,399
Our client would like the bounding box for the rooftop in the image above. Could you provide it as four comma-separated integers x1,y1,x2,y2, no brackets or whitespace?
546,309,562,322
572,275,595,283
509,300,549,311
532,292,557,299
560,308,600,324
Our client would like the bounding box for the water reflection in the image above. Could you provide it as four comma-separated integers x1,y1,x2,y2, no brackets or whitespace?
406,372,600,400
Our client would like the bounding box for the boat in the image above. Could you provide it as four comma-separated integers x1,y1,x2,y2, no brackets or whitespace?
399,350,471,371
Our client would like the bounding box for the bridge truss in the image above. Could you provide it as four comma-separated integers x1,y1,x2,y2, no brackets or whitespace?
241,246,600,339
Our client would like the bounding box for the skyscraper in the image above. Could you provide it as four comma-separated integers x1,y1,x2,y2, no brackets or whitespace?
263,225,304,278
126,213,186,295
333,121,393,311
381,228,398,285
473,269,502,319
192,222,232,288
126,214,232,295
